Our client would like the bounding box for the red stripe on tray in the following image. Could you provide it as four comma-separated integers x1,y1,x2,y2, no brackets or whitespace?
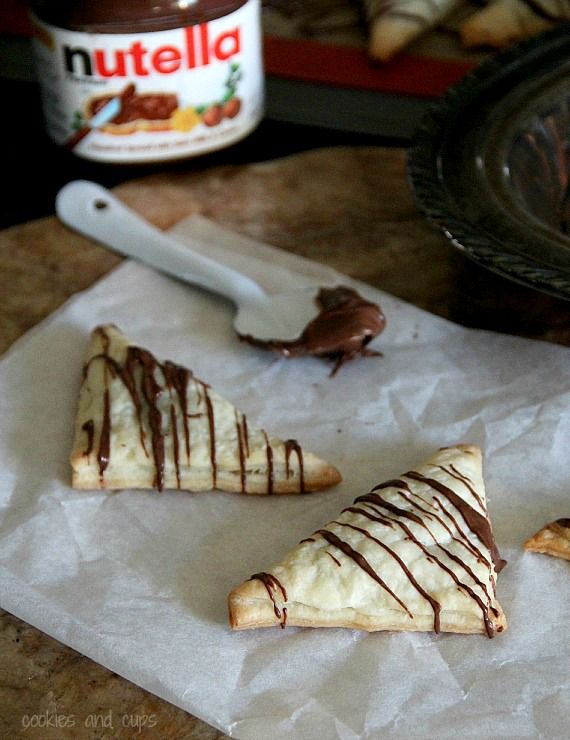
263,35,476,99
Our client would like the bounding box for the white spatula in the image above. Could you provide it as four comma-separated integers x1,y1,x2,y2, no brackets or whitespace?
55,180,326,342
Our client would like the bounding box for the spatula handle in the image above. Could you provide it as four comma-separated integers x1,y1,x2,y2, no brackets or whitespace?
56,180,265,306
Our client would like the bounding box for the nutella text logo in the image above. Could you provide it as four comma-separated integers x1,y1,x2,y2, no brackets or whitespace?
63,23,241,78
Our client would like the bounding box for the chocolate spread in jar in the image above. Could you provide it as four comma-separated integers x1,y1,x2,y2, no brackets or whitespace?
29,0,264,164
240,286,386,375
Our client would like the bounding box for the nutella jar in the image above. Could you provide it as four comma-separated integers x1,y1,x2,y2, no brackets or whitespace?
29,0,264,163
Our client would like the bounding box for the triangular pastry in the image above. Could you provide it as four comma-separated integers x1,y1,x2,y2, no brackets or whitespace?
70,325,341,494
229,445,507,636
524,519,570,561
364,0,463,61
460,0,564,50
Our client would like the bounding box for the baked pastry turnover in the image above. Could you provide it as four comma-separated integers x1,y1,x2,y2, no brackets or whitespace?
460,0,568,50
70,325,341,494
364,0,463,61
229,445,507,636
524,518,570,561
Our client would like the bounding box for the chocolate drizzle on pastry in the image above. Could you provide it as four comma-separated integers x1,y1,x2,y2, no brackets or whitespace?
345,489,498,636
263,431,275,495
249,572,288,628
404,471,506,574
81,326,307,492
285,439,305,493
163,361,192,463
344,468,503,636
98,388,111,482
243,450,505,637
317,528,414,619
239,286,386,375
81,419,94,457
235,410,248,493
201,383,217,489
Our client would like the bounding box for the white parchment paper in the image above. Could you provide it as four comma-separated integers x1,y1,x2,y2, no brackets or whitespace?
0,216,569,739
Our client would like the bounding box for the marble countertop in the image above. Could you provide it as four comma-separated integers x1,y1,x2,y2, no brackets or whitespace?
1,145,569,738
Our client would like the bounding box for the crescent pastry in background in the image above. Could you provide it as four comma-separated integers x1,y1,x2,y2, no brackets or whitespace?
460,0,570,49
524,518,570,561
364,0,464,60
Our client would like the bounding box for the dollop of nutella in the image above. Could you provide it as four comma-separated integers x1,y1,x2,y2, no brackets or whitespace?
240,286,386,375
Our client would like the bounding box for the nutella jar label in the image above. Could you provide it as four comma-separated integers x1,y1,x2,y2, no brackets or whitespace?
31,0,263,163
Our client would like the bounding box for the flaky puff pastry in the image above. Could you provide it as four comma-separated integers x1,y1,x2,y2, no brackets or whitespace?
229,445,507,636
70,325,341,495
364,0,463,61
460,0,567,49
524,519,570,561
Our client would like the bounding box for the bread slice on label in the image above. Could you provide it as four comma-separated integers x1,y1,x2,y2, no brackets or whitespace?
229,445,507,636
70,325,341,494
524,519,570,561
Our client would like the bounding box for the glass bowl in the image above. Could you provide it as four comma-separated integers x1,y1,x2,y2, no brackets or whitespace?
407,25,570,300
